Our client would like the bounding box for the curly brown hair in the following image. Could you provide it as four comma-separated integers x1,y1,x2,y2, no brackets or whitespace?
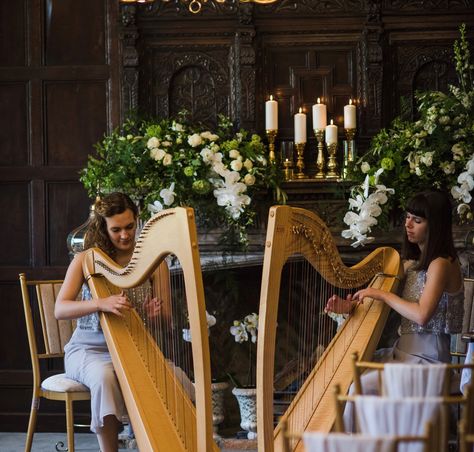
83,192,138,257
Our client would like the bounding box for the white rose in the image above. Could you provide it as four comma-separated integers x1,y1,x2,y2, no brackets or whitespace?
162,153,173,166
230,159,243,171
361,162,370,173
188,133,202,147
244,174,256,186
420,152,434,167
229,149,240,159
150,148,166,161
147,137,160,150
161,140,172,147
172,122,184,132
440,161,455,175
243,159,253,170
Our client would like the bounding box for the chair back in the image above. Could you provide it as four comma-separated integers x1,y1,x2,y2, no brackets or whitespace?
19,273,74,379
452,277,474,354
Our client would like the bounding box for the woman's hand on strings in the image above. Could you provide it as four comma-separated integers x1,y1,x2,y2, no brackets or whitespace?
325,293,357,314
143,296,162,319
96,291,132,317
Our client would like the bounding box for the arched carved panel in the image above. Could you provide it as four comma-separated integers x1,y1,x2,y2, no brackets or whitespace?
142,48,230,127
395,46,456,119
169,65,217,125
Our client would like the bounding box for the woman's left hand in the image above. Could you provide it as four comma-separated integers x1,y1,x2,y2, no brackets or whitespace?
143,296,162,319
353,287,384,303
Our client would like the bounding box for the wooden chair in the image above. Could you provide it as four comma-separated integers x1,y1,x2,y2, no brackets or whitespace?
19,273,91,452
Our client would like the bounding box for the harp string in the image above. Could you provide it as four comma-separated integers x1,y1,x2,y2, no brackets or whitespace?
278,248,361,438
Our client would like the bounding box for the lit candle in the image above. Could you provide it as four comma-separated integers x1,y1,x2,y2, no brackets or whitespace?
265,95,278,130
294,107,307,143
325,119,338,144
312,97,327,130
344,98,356,129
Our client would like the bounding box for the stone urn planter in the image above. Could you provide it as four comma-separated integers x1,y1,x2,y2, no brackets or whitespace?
231,386,257,440
211,381,229,438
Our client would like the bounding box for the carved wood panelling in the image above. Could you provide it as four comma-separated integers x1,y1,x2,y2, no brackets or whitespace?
45,0,106,65
383,0,474,11
0,82,28,166
0,183,30,266
141,46,231,126
0,0,119,430
45,81,107,166
0,0,26,66
47,182,91,266
394,44,458,118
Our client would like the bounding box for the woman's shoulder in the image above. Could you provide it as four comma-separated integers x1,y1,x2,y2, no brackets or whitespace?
427,256,462,291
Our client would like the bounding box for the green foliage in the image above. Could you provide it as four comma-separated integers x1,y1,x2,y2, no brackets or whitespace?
80,113,286,247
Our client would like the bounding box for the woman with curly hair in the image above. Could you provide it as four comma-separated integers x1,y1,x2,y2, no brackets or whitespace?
55,192,161,452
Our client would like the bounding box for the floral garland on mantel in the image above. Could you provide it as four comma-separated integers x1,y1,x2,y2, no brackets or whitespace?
80,113,286,248
343,24,474,247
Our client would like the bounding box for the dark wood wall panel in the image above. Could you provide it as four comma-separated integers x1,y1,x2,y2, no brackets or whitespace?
0,183,30,266
47,182,91,266
45,0,106,66
45,81,108,166
0,0,26,67
264,44,357,139
0,0,119,431
0,82,29,166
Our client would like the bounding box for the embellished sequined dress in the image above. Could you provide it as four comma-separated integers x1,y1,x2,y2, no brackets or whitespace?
64,282,152,433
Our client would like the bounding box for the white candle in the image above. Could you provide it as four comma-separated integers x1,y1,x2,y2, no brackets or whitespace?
344,98,356,129
312,97,327,130
325,119,338,144
294,107,307,143
265,95,278,130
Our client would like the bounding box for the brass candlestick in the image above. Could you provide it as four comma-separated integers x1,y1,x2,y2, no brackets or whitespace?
282,158,294,181
343,128,356,178
314,128,325,179
326,142,339,178
295,142,306,179
266,129,277,163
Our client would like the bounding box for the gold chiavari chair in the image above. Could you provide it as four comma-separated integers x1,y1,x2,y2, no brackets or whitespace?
19,273,91,452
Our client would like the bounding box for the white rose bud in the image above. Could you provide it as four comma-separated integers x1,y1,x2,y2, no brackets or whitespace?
163,153,173,166
361,162,370,173
188,133,202,147
243,159,253,170
147,137,160,150
230,159,243,171
229,149,241,159
150,148,166,161
244,174,256,186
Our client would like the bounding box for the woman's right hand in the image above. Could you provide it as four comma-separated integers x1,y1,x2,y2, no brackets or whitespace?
324,293,357,314
96,291,132,317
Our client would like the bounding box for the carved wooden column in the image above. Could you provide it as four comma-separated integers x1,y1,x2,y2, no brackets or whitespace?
231,4,256,130
119,4,139,121
361,0,385,136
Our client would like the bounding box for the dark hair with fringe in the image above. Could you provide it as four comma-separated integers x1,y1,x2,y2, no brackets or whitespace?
83,192,138,258
401,190,457,270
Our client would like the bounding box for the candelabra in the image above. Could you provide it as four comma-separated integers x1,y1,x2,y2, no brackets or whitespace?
294,142,306,179
343,128,356,178
314,129,325,179
282,158,294,181
326,143,339,178
266,129,277,163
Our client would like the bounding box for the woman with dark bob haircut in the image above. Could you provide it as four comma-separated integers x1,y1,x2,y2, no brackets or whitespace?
326,190,464,429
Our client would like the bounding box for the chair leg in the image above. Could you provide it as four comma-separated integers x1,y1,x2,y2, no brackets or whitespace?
25,396,40,452
65,396,75,452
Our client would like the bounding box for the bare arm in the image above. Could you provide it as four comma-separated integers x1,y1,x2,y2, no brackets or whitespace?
55,252,132,320
352,258,454,326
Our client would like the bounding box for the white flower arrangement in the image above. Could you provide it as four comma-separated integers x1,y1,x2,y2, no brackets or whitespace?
342,24,474,246
80,113,285,247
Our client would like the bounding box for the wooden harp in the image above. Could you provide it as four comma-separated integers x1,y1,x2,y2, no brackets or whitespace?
256,206,402,451
82,207,218,452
